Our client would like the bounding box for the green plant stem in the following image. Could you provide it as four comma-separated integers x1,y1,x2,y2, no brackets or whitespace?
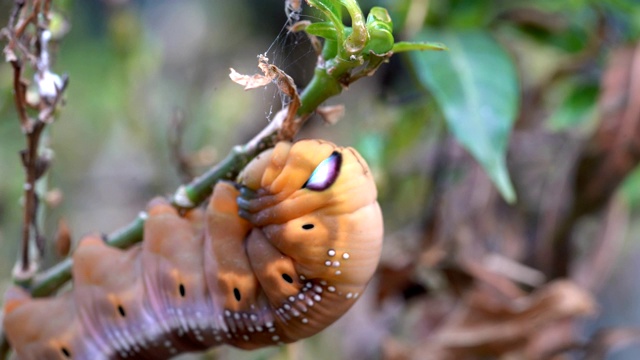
298,68,343,115
174,145,262,208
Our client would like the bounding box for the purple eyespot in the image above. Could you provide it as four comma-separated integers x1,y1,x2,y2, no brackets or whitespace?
302,151,342,191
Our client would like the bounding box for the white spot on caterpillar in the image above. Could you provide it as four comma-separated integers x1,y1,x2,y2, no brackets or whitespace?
324,260,332,266
298,293,305,300
332,261,340,267
320,280,327,286
300,275,306,280
289,296,296,302
346,292,353,299
298,303,309,313
314,285,323,293
328,286,336,292
335,270,342,275
266,321,274,328
291,309,301,317
272,335,280,341
342,252,350,259
283,304,291,310
243,335,250,341
354,293,360,299
313,294,321,302
328,249,336,257
256,326,263,332
302,318,309,324
234,313,241,320
224,310,231,317
269,327,276,333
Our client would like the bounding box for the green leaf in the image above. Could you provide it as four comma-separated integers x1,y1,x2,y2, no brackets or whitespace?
392,41,448,53
547,82,598,131
622,165,640,209
409,29,519,203
305,22,339,40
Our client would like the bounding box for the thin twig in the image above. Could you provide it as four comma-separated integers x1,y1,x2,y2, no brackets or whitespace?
168,109,195,182
9,60,29,131
3,0,68,285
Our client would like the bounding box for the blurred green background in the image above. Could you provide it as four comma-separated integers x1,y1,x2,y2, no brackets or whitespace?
3,0,640,359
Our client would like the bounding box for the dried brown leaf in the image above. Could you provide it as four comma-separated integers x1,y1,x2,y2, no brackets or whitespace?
317,104,345,125
228,68,273,90
408,280,596,358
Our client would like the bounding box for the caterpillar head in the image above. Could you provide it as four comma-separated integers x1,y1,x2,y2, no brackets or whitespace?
238,140,383,290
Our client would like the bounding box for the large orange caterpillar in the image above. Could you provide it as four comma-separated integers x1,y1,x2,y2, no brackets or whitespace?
2,139,383,359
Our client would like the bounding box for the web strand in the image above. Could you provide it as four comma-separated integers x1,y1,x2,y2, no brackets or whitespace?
260,3,319,121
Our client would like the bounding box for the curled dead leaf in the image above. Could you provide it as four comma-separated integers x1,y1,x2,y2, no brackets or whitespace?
228,67,272,90
317,104,345,125
405,280,596,359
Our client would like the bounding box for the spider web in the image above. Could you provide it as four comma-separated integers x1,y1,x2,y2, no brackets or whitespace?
256,1,324,121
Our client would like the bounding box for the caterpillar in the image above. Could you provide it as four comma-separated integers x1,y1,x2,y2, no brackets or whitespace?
2,139,384,359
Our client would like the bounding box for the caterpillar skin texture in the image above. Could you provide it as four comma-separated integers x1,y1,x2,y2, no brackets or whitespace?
2,139,384,359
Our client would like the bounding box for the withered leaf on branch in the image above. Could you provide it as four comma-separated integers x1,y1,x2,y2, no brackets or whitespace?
229,54,295,93
229,54,302,139
317,104,345,125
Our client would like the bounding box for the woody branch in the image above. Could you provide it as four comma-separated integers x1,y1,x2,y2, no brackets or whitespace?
1,0,69,285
